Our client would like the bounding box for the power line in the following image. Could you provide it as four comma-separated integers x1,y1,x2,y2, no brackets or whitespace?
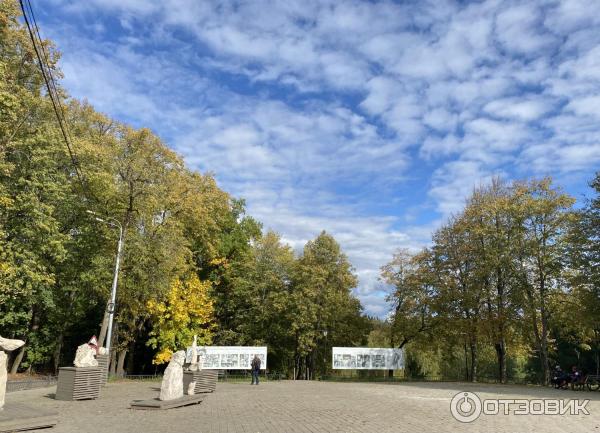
19,0,92,201
25,0,77,147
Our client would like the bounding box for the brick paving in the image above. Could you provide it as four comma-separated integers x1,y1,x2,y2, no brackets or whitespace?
7,379,600,432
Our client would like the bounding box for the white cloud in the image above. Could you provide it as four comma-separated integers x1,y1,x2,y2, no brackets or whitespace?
429,160,499,217
495,3,557,55
565,95,600,119
484,96,556,122
45,0,600,316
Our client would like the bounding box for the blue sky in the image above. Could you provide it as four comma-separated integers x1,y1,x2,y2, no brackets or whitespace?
40,0,600,316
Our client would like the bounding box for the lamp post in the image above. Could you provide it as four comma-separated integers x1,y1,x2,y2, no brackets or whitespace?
87,210,123,353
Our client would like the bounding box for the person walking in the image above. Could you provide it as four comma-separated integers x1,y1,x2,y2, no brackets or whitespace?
251,355,261,385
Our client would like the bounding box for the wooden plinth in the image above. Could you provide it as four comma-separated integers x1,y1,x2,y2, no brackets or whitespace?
55,367,102,401
130,394,205,410
0,402,57,432
183,370,218,394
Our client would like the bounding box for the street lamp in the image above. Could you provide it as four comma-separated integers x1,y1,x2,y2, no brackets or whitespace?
86,210,123,353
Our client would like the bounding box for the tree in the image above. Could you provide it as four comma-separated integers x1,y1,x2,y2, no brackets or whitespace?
231,231,296,371
147,274,215,365
464,179,522,383
0,0,74,372
382,249,436,350
291,231,368,379
516,178,575,385
432,215,485,382
566,172,600,375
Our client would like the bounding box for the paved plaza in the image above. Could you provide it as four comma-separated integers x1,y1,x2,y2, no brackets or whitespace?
8,380,600,433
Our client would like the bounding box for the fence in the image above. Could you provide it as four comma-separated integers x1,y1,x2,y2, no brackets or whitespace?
3,372,561,390
117,371,285,382
319,373,539,385
6,376,57,393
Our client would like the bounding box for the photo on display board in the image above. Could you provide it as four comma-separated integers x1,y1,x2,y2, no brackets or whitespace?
357,354,370,368
205,354,220,368
371,354,386,368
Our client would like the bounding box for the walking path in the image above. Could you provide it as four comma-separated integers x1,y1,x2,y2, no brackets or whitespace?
8,379,600,432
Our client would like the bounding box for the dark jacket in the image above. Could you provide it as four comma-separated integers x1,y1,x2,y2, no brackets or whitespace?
251,357,261,371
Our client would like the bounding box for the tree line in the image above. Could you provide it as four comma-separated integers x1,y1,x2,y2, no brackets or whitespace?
382,176,600,384
0,1,368,378
1,1,598,384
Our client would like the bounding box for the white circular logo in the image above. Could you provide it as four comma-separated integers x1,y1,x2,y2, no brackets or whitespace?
450,391,482,423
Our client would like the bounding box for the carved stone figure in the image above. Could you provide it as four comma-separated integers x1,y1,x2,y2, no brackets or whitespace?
74,343,98,367
0,336,26,410
159,350,186,401
189,335,198,372
0,337,25,353
187,381,196,395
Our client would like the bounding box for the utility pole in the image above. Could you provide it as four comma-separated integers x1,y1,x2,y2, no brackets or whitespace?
87,210,124,352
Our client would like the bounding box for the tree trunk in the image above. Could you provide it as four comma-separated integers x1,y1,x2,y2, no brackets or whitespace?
495,265,507,384
98,308,110,348
494,340,506,383
10,346,25,374
53,333,64,374
594,329,600,375
116,349,127,377
540,312,550,385
305,355,309,380
109,349,117,376
524,282,545,384
10,307,38,374
470,338,478,383
388,325,395,378
539,275,550,385
463,341,470,381
126,341,136,374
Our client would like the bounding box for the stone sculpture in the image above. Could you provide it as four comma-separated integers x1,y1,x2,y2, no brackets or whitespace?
0,336,26,410
73,343,98,367
159,350,186,401
87,335,99,354
187,381,196,395
189,335,198,372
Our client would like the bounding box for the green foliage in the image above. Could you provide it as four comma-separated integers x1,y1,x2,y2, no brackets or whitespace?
383,177,599,384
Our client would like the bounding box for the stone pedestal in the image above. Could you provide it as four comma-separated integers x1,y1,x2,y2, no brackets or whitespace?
55,367,102,401
96,354,109,386
130,394,204,410
0,403,57,432
0,352,7,410
183,370,218,394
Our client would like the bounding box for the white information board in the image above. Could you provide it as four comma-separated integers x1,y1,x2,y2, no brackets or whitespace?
185,346,267,370
332,347,404,370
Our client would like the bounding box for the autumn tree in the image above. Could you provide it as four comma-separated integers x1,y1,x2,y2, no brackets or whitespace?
291,231,369,379
147,274,215,365
515,179,575,384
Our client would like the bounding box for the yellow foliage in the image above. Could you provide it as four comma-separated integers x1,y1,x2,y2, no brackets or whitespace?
209,257,228,267
154,349,173,365
147,274,215,364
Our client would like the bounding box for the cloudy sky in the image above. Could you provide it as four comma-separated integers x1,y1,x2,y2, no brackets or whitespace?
41,0,600,316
